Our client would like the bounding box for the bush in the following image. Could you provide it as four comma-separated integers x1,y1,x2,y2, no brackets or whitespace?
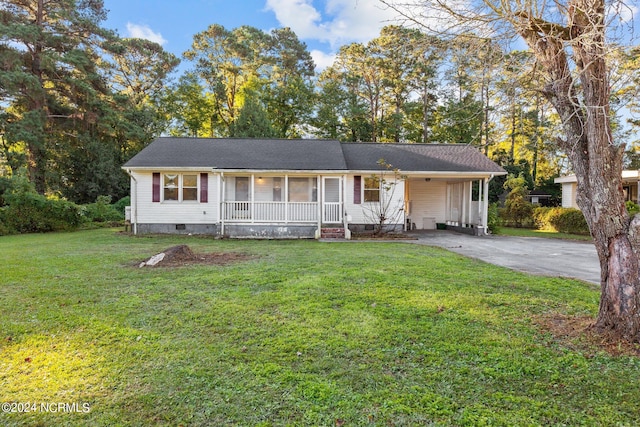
112,196,130,216
626,201,639,216
533,207,590,235
83,195,123,222
487,202,501,234
502,175,534,228
1,192,83,234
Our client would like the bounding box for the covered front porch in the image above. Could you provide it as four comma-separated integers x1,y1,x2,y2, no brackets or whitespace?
220,174,345,238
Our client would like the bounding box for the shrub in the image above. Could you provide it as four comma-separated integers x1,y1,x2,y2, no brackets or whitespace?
1,192,83,234
534,207,590,235
487,202,501,234
503,188,534,228
112,196,130,216
626,201,639,216
83,195,123,222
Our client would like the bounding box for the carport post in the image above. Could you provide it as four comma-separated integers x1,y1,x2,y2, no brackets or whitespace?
481,176,492,234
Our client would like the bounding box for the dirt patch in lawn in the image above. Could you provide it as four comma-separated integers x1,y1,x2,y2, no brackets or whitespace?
138,245,256,268
535,313,640,357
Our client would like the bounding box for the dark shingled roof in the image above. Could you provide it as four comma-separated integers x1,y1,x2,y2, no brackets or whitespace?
340,143,506,173
124,137,505,174
124,138,347,170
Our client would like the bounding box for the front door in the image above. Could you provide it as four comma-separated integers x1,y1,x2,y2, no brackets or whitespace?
322,177,342,223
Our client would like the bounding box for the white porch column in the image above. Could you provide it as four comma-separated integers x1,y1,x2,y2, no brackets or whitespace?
220,172,225,236
468,181,474,227
343,174,350,239
284,175,289,223
461,182,468,227
250,174,255,223
317,174,322,231
482,177,490,234
477,179,483,226
446,183,451,225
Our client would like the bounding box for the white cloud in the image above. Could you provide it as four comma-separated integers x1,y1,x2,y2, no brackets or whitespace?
125,23,167,45
265,0,399,48
310,49,336,70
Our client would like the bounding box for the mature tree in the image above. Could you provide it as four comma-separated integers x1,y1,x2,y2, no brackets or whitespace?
262,27,315,137
183,25,314,138
313,63,372,141
105,37,179,156
430,94,483,144
383,0,640,341
0,0,114,194
373,26,440,142
230,95,276,138
331,42,385,142
108,38,180,106
183,24,266,134
430,35,501,146
610,45,640,166
162,73,216,137
319,26,441,143
312,70,351,140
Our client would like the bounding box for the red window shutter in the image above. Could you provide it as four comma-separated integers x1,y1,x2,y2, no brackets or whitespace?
152,173,160,202
354,175,361,204
200,173,208,203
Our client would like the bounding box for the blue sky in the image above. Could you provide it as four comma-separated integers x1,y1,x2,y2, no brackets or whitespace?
103,0,401,70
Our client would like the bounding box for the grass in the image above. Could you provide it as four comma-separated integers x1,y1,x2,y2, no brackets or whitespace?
1,228,638,426
495,226,593,241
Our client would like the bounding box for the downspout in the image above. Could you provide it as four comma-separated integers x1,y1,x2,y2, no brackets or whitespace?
125,169,138,235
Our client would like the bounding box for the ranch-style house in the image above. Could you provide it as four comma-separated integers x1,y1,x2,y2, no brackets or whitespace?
123,138,506,239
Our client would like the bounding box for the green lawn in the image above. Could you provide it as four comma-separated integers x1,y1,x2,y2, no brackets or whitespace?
1,229,638,426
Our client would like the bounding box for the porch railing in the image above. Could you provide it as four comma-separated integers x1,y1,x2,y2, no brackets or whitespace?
223,201,319,222
323,202,342,223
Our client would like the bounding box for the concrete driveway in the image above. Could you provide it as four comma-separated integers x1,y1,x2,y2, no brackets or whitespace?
409,231,601,285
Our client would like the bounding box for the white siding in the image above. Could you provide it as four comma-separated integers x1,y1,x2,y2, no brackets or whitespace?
561,182,577,208
407,179,447,229
131,171,218,224
345,174,405,224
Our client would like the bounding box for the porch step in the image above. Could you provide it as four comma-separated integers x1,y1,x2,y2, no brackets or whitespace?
321,227,345,239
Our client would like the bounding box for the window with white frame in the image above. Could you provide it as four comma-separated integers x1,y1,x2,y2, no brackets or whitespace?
364,177,380,202
163,174,198,202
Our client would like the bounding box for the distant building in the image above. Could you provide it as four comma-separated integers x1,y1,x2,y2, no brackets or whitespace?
555,170,639,208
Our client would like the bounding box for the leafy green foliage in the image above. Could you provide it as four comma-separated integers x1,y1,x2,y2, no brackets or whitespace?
230,97,276,138
0,192,83,234
0,0,178,203
626,200,640,216
182,24,314,138
82,196,123,223
502,174,534,227
534,207,590,235
487,202,501,234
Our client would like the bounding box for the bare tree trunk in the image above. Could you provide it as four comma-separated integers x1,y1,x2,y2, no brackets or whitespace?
29,0,48,194
517,0,640,341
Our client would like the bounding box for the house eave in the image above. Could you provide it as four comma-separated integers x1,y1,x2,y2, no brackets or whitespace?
349,170,507,178
122,166,506,178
